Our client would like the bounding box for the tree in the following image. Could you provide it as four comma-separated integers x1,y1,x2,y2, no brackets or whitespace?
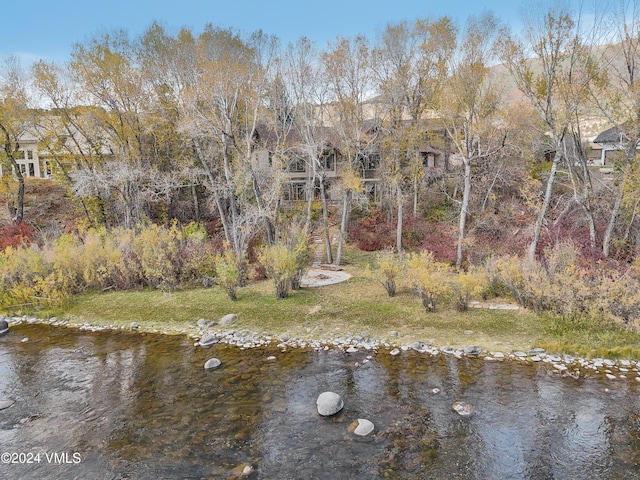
437,12,504,267
373,17,456,255
323,35,377,265
498,4,586,262
279,37,334,263
0,57,31,224
589,0,640,257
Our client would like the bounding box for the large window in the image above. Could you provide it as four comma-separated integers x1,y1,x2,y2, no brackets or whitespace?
284,182,307,201
287,157,306,173
320,152,335,171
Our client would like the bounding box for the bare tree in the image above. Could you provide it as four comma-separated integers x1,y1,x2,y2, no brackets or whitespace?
323,35,377,265
438,12,505,267
0,56,32,223
498,4,586,262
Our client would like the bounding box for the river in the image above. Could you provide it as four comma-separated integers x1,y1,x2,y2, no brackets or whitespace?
1,323,639,479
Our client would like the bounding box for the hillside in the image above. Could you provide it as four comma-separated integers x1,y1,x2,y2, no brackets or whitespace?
0,179,79,231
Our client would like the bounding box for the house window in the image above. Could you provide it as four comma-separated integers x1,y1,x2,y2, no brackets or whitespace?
288,157,306,173
426,153,435,168
364,182,380,202
28,162,35,177
44,159,53,177
358,153,380,171
284,182,307,201
320,152,335,171
27,150,34,160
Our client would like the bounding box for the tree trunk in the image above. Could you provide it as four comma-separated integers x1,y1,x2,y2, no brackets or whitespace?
603,185,623,258
335,189,351,266
456,159,471,268
396,184,403,255
528,154,560,263
320,176,333,264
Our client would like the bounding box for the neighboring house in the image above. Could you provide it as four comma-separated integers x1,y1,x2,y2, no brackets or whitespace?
251,120,451,204
0,132,54,179
592,125,637,166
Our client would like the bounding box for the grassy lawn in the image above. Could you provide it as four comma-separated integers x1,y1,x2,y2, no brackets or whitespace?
6,246,640,359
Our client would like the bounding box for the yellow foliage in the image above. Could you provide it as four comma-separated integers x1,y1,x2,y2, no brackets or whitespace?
132,222,182,289
214,249,240,300
365,248,404,297
258,242,298,299
406,251,452,312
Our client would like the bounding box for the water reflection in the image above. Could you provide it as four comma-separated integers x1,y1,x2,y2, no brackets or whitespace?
0,324,639,479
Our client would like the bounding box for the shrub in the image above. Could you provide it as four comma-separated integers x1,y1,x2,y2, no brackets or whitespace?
365,248,404,297
453,267,488,311
406,251,452,312
0,223,34,251
132,223,182,290
214,249,240,300
259,243,299,300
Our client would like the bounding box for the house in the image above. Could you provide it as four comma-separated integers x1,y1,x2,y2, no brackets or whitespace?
592,125,637,166
250,117,451,204
0,132,54,179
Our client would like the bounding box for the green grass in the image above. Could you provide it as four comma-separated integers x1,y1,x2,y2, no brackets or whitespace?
5,246,640,359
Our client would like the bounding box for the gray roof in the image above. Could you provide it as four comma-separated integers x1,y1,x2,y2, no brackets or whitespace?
593,126,623,144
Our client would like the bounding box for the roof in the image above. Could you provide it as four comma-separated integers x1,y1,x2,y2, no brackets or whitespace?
593,126,624,144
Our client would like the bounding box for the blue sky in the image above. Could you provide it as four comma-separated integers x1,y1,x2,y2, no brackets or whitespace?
3,0,525,63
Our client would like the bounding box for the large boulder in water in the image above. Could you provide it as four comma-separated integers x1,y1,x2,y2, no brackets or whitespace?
349,418,375,436
0,319,8,335
452,401,473,416
316,391,344,416
204,358,222,370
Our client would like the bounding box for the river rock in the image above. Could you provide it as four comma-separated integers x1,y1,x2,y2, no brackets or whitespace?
0,319,8,335
389,348,400,356
0,400,14,410
350,418,375,436
464,345,482,356
199,333,218,347
196,318,207,327
230,463,254,477
316,391,344,416
219,314,237,326
452,401,473,416
204,358,222,370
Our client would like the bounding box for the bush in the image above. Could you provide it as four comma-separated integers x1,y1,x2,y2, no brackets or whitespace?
132,223,182,290
0,223,34,251
406,251,452,312
487,243,640,327
453,267,488,311
215,249,241,300
349,209,450,256
365,248,404,297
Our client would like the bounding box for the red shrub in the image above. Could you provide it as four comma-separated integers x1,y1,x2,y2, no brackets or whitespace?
420,222,458,264
0,222,34,251
349,209,457,262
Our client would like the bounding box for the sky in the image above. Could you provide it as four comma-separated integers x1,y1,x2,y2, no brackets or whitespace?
1,0,526,64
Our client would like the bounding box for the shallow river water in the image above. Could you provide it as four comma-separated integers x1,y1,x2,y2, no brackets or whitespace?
1,323,640,479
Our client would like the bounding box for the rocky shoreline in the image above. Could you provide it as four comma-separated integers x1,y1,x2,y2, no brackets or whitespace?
3,314,640,384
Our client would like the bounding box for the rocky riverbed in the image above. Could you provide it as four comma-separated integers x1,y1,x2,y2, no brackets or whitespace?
2,314,640,385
